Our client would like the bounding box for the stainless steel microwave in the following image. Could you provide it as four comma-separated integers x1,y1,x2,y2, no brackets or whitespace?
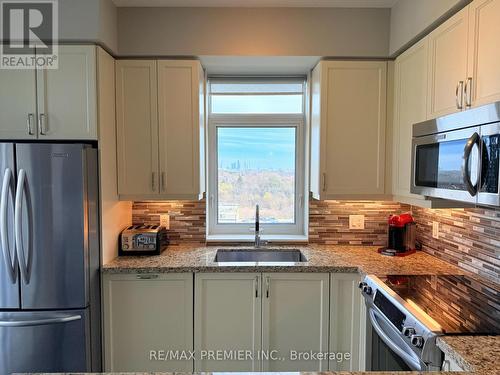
411,102,500,206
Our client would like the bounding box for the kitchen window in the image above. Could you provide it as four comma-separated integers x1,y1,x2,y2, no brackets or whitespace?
207,78,307,240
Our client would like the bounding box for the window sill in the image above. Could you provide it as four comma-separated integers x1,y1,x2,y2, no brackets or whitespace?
206,234,309,243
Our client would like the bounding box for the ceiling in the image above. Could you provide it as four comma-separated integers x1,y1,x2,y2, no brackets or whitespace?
113,0,399,8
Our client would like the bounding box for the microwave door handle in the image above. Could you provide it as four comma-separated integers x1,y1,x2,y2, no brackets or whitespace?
463,132,480,196
369,308,422,371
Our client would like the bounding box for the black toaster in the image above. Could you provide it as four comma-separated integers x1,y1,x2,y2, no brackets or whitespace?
119,225,169,256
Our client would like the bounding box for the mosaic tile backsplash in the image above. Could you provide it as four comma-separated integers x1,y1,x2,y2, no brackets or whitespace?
131,200,500,284
412,206,500,284
308,200,410,245
132,201,206,244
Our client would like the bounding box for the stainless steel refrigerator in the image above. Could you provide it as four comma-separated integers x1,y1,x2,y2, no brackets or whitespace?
0,143,101,374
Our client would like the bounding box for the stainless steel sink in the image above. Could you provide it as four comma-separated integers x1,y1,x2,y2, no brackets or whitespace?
214,249,307,263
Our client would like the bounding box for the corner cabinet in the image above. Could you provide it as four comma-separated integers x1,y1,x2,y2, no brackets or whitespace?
0,45,97,140
103,273,194,372
116,59,205,200
310,61,388,200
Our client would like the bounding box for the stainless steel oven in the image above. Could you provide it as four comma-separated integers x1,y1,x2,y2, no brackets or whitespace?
411,101,500,206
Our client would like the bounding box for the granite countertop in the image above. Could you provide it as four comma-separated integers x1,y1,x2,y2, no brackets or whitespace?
102,245,498,374
102,244,466,276
437,335,500,374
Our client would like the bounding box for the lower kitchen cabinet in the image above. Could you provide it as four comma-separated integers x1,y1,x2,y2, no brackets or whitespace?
194,273,262,372
103,273,194,372
329,273,366,371
194,272,329,372
262,273,329,371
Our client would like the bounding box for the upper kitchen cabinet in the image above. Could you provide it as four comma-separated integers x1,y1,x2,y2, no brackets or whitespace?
36,45,97,139
392,39,430,205
157,60,205,199
466,0,500,107
115,60,159,197
427,7,469,118
0,45,97,140
0,54,37,139
116,59,205,200
310,61,387,200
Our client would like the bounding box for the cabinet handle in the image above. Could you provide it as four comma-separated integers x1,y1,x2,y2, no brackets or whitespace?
464,77,472,107
265,276,270,298
322,173,327,192
161,172,166,192
255,276,259,298
151,172,156,192
38,113,47,135
136,274,159,279
455,81,464,110
26,113,34,135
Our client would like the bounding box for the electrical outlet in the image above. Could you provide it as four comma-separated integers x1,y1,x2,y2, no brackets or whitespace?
160,214,170,229
349,215,365,230
432,221,439,239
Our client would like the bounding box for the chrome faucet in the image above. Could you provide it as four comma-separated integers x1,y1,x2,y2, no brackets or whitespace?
254,204,264,248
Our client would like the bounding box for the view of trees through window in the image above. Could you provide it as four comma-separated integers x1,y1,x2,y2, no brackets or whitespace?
217,127,296,224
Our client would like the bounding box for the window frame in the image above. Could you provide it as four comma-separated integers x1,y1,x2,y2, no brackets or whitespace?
206,78,307,240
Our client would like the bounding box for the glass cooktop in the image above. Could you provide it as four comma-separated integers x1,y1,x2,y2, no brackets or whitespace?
380,274,500,335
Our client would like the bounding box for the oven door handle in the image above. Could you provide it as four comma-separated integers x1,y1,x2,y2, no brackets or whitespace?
369,308,422,371
462,132,480,196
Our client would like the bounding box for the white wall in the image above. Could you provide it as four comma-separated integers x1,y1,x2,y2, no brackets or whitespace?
58,0,117,53
389,0,470,56
117,7,390,57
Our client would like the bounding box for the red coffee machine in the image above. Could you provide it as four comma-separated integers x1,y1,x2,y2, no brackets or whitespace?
378,213,416,257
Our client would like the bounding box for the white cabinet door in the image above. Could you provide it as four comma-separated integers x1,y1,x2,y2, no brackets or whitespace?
262,273,329,371
157,60,205,199
392,39,429,204
329,273,365,371
194,273,261,371
0,63,37,139
115,60,159,198
311,61,387,199
103,273,193,372
427,7,469,118
36,45,97,139
467,0,500,108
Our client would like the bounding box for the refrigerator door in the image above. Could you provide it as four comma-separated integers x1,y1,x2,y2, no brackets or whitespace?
0,143,20,309
0,309,90,374
16,143,89,309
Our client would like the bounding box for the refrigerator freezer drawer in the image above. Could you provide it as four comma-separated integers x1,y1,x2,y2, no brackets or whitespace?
0,308,90,374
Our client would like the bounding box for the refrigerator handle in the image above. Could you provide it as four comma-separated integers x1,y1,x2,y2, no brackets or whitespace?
0,313,81,327
1,168,18,284
14,169,33,285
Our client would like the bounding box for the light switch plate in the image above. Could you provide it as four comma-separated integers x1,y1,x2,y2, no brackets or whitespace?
432,221,439,239
160,214,170,229
349,215,365,230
